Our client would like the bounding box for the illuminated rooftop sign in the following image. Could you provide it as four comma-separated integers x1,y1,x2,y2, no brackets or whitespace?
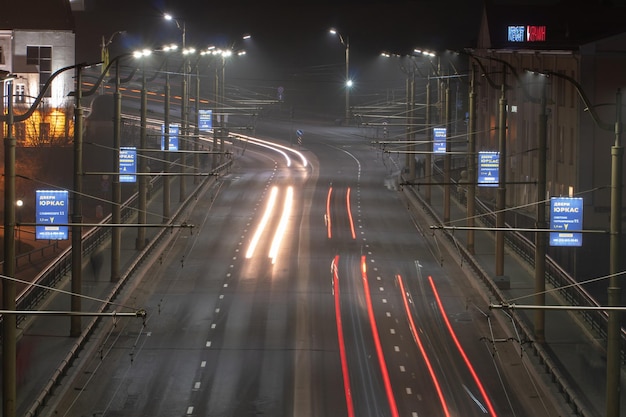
508,25,546,42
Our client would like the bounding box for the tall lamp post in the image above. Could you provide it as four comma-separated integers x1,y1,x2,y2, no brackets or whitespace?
329,28,350,123
164,12,188,202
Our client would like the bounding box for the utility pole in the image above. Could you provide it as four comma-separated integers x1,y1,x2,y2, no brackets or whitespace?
534,79,548,343
467,64,477,254
194,63,200,184
3,78,17,417
495,72,507,277
425,78,432,204
111,59,122,281
443,81,451,223
180,52,188,202
606,88,622,417
70,64,84,337
162,56,171,222
136,57,147,249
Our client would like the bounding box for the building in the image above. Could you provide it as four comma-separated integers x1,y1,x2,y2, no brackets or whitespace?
0,0,76,145
470,0,626,290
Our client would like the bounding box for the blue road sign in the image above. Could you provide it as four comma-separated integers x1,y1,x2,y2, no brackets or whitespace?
478,151,499,187
161,123,179,151
296,129,303,137
550,197,583,246
36,189,69,240
433,127,446,153
199,109,213,132
119,147,137,183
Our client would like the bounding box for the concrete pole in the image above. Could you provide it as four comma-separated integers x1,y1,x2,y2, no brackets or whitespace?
409,73,416,180
194,64,200,184
180,55,188,202
3,79,17,417
467,64,477,254
534,78,548,343
425,79,432,204
219,58,226,165
111,60,121,281
212,63,219,170
606,88,622,417
163,59,171,222
136,61,147,249
495,74,507,277
405,76,411,172
70,65,84,337
345,37,350,122
443,82,451,223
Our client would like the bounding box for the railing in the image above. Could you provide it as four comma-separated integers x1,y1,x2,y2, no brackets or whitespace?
402,179,595,417
22,158,232,417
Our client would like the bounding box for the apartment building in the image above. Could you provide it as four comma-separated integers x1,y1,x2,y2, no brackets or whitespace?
0,0,76,145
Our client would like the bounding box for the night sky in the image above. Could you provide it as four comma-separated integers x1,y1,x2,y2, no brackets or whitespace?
73,0,608,114
76,0,488,64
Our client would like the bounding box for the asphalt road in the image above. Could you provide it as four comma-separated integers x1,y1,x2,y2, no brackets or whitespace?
45,118,566,417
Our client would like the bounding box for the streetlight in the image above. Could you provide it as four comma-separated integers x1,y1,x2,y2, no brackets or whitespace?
164,12,189,202
329,28,350,123
133,48,151,250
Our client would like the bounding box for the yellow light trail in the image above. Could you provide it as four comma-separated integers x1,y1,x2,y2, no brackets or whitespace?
269,186,293,264
245,186,279,259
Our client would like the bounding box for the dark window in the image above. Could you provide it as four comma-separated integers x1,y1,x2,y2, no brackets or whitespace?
26,46,52,98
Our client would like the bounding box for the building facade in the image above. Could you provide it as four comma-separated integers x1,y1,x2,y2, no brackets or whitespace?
0,0,76,145
471,1,626,285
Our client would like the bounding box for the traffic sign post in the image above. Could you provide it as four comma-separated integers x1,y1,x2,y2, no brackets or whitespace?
119,147,137,183
478,151,499,187
36,190,69,240
549,197,583,246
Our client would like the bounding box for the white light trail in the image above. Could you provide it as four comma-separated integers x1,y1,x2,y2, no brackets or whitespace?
269,186,293,264
245,186,279,259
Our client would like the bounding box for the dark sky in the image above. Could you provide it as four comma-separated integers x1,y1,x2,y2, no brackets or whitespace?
75,0,486,64
74,0,606,114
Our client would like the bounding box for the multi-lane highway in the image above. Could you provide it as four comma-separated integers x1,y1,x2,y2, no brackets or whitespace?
46,118,565,417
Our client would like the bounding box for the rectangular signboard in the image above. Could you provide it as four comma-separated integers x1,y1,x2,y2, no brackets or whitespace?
478,151,499,187
160,123,179,151
198,109,213,132
433,127,447,153
119,146,137,183
36,190,69,240
550,197,583,246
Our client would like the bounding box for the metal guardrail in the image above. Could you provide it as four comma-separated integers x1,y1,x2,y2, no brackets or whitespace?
23,158,232,417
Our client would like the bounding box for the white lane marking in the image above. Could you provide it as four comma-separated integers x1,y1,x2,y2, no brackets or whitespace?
187,406,194,414
206,341,212,347
201,361,207,367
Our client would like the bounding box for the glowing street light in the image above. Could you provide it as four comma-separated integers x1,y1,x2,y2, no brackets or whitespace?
329,28,351,123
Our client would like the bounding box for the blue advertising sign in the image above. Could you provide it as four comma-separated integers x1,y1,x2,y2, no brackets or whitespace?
550,197,583,247
36,190,69,240
433,127,446,153
161,123,179,151
478,151,499,187
119,147,137,183
199,109,213,132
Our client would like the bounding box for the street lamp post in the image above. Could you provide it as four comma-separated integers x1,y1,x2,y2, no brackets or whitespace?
164,12,188,202
133,49,151,250
329,29,350,123
3,76,16,417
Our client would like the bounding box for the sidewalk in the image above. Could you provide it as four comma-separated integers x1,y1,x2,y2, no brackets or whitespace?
406,181,624,417
2,173,209,417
